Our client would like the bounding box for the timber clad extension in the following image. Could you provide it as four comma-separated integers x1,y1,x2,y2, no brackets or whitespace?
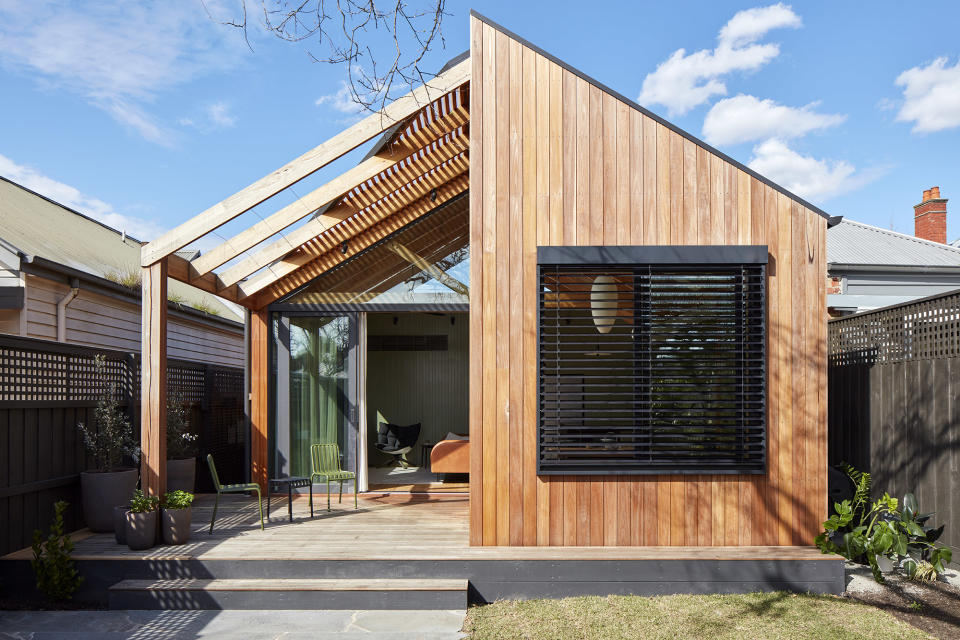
469,15,827,546
135,13,831,550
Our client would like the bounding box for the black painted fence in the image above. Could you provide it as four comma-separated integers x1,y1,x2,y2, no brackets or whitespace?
0,335,246,556
828,290,960,550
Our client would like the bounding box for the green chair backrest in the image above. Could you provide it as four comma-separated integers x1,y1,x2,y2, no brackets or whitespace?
311,443,342,475
206,454,222,491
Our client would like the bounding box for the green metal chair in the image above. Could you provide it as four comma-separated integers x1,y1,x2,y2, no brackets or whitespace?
206,454,264,533
309,443,358,511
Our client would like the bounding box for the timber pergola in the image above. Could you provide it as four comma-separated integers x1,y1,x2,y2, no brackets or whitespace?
139,58,470,495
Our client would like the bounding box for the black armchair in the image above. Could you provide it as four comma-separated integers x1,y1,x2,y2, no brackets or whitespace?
375,422,421,468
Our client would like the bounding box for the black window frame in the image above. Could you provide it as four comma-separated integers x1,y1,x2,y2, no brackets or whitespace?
536,245,768,476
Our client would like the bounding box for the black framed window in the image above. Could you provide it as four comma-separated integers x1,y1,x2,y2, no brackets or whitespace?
537,246,767,475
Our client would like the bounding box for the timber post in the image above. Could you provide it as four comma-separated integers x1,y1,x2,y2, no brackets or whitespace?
141,258,168,496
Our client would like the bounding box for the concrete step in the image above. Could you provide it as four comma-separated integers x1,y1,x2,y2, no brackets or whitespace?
108,578,468,610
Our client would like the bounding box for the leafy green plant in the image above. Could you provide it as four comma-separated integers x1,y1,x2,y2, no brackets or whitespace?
31,501,83,601
166,388,198,459
129,489,160,514
76,355,139,471
162,490,194,510
815,466,952,583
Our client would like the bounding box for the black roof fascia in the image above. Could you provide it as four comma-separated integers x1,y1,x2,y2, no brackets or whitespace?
469,10,836,224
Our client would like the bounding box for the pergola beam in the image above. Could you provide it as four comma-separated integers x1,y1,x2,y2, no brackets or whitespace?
249,175,469,307
166,254,243,305
239,157,468,302
385,240,468,296
188,98,468,279
219,132,469,289
141,58,470,267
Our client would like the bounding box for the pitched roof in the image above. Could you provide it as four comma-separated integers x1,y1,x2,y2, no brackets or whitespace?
0,176,243,321
828,218,960,268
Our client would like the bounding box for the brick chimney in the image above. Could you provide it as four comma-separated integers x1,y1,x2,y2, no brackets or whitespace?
914,186,947,244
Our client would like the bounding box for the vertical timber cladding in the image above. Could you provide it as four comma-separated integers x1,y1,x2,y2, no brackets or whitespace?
468,15,828,546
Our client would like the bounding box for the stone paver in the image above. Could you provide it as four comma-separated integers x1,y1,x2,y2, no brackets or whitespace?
0,609,466,640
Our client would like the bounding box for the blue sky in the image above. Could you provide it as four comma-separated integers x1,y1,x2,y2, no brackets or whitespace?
1,0,959,248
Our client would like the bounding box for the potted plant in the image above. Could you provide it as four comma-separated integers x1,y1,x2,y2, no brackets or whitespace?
77,355,140,532
125,489,159,550
161,490,194,545
166,389,199,493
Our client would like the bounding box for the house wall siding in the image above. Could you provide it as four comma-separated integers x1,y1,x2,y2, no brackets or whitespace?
21,273,243,367
468,16,828,546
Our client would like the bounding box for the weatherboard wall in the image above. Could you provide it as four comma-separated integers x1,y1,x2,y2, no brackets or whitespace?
468,15,828,546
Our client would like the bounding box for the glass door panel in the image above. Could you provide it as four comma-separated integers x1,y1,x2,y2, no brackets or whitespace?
274,313,357,479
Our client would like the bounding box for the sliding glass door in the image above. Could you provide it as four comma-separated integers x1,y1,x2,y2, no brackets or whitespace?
273,313,358,480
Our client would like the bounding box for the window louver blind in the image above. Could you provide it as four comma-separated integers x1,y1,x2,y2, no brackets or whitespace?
538,251,766,475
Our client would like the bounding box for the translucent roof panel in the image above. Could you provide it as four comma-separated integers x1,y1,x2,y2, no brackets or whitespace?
281,192,469,307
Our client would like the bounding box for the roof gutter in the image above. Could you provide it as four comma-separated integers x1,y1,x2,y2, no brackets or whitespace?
829,263,960,275
20,255,243,331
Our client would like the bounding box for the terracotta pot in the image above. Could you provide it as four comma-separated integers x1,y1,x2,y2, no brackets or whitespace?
166,458,196,493
125,510,158,551
113,506,130,545
80,468,138,533
161,507,192,545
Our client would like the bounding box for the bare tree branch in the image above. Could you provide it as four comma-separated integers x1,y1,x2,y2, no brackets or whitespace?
218,1,449,113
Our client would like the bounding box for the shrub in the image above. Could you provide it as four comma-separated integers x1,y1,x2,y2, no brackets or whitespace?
31,501,83,601
166,388,198,459
162,490,194,510
76,355,139,471
815,465,952,582
129,489,160,514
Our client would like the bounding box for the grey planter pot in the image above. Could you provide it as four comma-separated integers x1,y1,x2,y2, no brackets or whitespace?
162,507,192,545
113,506,130,545
166,458,196,493
125,510,158,551
80,468,138,533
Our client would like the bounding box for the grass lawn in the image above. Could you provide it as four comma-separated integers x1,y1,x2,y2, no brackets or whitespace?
463,592,934,640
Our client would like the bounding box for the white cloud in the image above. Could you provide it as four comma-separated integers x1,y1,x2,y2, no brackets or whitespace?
0,1,247,145
747,139,884,202
316,81,365,115
0,153,167,241
894,57,960,133
206,102,237,128
702,95,845,146
638,3,801,116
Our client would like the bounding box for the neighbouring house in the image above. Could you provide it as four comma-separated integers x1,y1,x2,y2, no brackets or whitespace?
0,176,244,367
827,187,960,316
137,11,837,555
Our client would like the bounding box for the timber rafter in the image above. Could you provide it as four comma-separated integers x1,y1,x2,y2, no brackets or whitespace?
140,60,471,311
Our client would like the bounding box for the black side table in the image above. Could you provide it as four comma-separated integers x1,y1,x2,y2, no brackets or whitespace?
420,442,435,470
267,476,313,522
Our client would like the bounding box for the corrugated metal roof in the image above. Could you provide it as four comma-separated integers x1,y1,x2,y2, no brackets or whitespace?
827,218,960,267
0,177,242,322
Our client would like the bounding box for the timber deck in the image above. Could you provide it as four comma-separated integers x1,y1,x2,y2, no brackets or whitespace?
6,493,830,561
1,494,845,605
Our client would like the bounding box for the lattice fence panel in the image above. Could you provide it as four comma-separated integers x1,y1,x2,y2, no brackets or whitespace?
829,290,960,365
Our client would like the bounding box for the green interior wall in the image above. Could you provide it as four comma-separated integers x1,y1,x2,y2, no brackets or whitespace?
366,312,469,467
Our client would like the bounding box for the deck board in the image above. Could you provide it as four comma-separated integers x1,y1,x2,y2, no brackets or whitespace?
4,494,834,563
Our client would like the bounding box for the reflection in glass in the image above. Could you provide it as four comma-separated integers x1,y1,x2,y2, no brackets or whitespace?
288,316,350,476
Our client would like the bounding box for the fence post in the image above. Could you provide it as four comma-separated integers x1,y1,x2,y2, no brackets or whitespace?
202,364,214,465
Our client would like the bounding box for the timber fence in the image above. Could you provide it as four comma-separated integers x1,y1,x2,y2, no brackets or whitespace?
0,334,245,556
829,290,960,549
